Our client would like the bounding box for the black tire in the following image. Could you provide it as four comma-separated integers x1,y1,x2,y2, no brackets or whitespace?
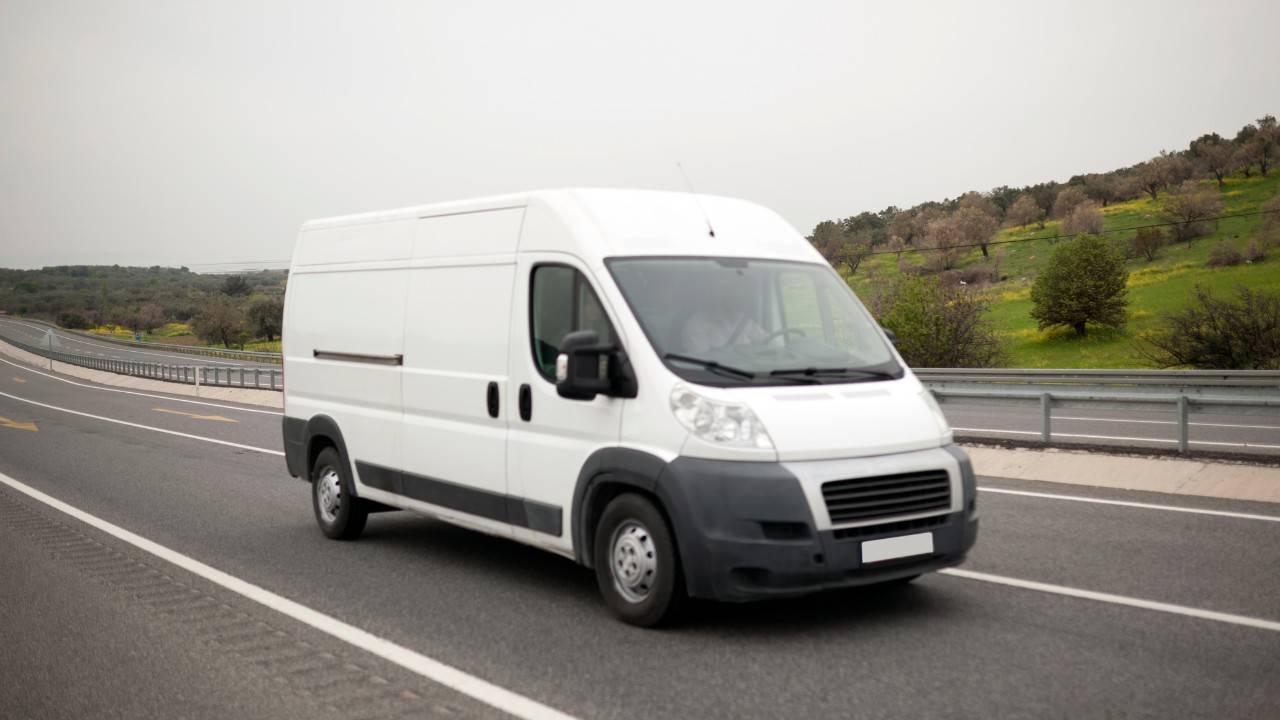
310,446,368,540
593,493,685,627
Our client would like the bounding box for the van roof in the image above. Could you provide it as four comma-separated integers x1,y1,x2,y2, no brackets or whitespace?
299,188,822,263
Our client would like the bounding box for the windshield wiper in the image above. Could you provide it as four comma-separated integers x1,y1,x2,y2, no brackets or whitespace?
769,366,898,381
663,353,756,380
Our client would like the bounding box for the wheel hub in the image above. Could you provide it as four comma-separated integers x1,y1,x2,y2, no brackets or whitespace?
317,468,342,523
610,521,657,603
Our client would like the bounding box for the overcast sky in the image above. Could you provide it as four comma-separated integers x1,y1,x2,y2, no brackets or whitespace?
2,0,1277,270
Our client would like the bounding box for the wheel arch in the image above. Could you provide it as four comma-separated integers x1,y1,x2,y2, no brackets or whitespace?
571,447,674,569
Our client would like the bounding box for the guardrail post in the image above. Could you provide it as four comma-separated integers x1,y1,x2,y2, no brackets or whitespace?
1177,396,1190,454
1040,393,1052,443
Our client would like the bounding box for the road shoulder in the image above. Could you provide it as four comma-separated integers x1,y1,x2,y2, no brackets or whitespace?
966,444,1280,504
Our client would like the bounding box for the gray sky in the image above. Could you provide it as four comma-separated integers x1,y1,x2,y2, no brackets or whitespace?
2,0,1277,270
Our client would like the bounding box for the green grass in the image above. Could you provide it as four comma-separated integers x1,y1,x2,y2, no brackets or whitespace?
850,171,1280,368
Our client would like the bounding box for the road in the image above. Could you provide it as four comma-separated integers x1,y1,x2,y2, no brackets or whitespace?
0,316,276,368
1,353,1278,718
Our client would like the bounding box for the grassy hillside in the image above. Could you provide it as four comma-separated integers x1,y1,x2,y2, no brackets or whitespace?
850,172,1280,368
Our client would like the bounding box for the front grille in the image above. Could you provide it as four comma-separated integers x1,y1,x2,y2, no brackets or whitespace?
822,470,951,525
832,513,948,541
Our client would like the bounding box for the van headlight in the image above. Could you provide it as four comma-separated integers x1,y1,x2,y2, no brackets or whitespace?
669,384,773,450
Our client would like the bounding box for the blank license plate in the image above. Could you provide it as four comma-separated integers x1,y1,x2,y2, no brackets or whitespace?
861,532,934,564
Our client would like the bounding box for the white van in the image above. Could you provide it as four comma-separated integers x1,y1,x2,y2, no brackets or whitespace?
281,189,977,626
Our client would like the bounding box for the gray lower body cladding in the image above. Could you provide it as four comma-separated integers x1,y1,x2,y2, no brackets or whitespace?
655,451,978,602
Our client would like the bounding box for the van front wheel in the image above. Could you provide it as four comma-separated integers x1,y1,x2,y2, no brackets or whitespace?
311,447,368,540
593,493,684,627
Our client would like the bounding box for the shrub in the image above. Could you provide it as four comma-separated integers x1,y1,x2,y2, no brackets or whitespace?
1030,234,1128,336
1245,239,1265,263
1163,180,1224,242
1146,287,1280,369
1206,243,1243,267
1130,226,1167,261
867,275,1006,368
1061,201,1104,236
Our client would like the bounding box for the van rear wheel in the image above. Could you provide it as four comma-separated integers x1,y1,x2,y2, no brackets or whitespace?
593,493,684,627
311,447,368,540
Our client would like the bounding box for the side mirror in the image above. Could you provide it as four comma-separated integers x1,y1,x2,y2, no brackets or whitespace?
882,327,897,344
555,330,637,401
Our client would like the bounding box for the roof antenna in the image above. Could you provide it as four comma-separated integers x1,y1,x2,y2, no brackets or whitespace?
677,162,716,238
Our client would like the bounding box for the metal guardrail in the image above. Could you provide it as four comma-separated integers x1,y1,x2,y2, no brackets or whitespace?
915,367,1280,394
16,317,282,365
1,334,282,391
931,381,1280,448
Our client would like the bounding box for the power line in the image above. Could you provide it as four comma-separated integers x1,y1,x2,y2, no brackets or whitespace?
865,207,1280,256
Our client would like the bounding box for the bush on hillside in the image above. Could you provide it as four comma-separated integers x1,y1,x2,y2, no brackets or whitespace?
1130,227,1167,261
1030,234,1129,336
1061,201,1104,236
867,275,1006,368
1206,243,1243,267
1163,180,1224,242
1245,239,1265,263
1145,286,1280,369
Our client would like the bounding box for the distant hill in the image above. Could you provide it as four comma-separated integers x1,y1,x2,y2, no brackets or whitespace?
813,115,1280,368
0,265,286,332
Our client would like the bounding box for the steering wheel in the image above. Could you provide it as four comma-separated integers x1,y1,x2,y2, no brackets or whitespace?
758,328,806,344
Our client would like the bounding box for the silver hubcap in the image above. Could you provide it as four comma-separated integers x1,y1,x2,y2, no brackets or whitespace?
610,520,657,603
316,468,342,523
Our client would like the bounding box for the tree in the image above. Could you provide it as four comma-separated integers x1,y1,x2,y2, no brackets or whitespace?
1082,174,1118,207
192,297,246,348
922,215,967,272
1189,135,1236,187
1029,234,1128,336
221,275,252,297
246,296,284,342
1255,115,1278,176
137,303,166,333
1052,186,1088,219
1061,201,1104,236
1130,226,1167,262
1163,180,1224,242
867,275,1006,367
1136,151,1192,200
987,186,1020,218
1145,287,1280,369
1005,195,1040,229
953,205,999,258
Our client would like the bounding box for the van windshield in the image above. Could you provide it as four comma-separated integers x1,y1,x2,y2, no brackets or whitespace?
607,257,903,386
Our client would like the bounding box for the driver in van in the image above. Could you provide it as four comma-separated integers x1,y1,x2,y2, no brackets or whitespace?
680,272,767,353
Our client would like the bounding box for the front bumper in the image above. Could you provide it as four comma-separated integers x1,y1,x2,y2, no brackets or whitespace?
655,446,979,602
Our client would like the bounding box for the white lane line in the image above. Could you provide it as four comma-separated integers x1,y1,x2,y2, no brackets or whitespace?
978,486,1280,523
953,426,1280,450
940,568,1280,633
0,470,578,720
1055,415,1280,431
0,355,282,416
0,389,284,456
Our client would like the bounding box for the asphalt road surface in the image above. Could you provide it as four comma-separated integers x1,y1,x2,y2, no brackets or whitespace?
1,353,1278,719
0,316,277,368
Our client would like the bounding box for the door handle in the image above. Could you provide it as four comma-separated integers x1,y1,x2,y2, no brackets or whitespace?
519,384,532,422
486,382,500,418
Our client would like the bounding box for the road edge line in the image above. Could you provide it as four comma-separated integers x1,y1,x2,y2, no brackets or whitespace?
977,486,1280,523
0,469,579,720
940,568,1280,632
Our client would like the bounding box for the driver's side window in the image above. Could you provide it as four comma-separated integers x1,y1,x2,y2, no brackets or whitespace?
530,265,616,381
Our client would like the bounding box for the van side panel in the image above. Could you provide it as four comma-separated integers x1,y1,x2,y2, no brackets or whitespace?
283,219,412,486
398,208,524,536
